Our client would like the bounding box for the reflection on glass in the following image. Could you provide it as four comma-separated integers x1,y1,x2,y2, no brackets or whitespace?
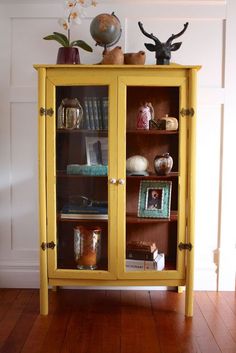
125,86,179,272
55,85,109,271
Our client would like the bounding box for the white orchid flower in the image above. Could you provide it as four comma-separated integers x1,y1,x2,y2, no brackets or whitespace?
58,18,70,31
77,0,97,8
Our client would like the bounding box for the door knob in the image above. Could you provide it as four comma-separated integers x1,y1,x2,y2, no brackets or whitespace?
118,178,125,185
109,178,117,184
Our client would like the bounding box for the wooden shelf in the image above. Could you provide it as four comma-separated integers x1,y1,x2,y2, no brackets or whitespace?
126,211,177,224
127,129,178,135
58,217,108,223
56,129,108,136
127,172,179,179
57,171,107,178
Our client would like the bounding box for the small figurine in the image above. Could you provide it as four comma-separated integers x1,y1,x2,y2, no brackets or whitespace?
136,102,154,130
124,51,146,65
101,46,124,65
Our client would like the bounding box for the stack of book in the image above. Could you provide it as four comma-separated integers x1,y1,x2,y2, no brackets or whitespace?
126,240,165,271
83,96,108,130
60,204,108,220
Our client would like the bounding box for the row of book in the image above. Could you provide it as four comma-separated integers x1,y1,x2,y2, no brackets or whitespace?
83,96,108,130
126,240,165,271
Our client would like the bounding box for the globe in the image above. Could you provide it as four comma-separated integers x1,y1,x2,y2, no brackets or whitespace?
90,12,122,48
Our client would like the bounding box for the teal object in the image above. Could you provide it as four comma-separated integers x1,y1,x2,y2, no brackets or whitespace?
137,180,172,219
67,164,108,176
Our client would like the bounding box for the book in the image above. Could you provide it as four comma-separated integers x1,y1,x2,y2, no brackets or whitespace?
101,97,108,130
60,204,108,215
87,97,95,130
126,254,165,271
96,97,103,129
92,97,100,130
83,97,91,129
60,213,108,220
126,240,157,253
126,248,158,261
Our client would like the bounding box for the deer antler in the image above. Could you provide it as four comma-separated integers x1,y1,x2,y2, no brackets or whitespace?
138,22,161,45
166,22,189,44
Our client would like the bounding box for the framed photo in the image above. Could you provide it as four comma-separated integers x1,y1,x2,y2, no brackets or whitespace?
85,136,108,165
137,180,172,218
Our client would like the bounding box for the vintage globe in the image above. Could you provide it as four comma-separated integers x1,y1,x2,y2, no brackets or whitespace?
90,12,122,48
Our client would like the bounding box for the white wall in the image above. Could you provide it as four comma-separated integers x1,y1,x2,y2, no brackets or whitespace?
0,0,235,290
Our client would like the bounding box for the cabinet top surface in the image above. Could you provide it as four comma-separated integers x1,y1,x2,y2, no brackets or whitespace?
34,64,201,70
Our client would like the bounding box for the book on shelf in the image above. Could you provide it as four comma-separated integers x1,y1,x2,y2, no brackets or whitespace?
87,97,95,130
92,97,100,130
60,204,108,215
101,97,108,130
96,97,103,129
83,97,91,129
60,213,108,220
126,248,158,261
126,254,165,271
126,240,157,253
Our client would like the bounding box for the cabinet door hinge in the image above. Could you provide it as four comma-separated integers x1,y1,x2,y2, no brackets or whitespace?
178,242,193,251
41,241,56,251
40,107,54,117
180,108,194,117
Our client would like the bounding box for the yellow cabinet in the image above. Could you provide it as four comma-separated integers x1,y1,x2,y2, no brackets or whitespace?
34,64,200,316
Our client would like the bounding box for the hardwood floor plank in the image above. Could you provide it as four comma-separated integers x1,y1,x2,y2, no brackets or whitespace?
0,290,38,353
121,290,161,353
207,291,236,335
0,290,34,351
195,291,236,353
0,289,20,320
20,290,59,353
222,292,236,314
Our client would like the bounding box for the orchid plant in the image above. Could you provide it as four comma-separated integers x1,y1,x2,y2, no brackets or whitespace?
43,0,97,52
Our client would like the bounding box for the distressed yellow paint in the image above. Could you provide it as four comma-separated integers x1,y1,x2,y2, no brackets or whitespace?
34,65,200,317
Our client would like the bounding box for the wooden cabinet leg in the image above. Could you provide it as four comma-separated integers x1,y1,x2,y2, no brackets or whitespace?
177,286,185,293
40,280,48,315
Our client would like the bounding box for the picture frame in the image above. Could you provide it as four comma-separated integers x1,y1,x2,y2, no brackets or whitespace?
137,180,172,218
85,136,108,165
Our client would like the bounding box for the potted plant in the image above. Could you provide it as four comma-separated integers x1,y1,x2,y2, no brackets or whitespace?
43,0,98,64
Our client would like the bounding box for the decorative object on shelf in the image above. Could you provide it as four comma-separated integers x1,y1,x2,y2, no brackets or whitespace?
43,0,97,64
57,98,83,129
154,153,173,175
90,12,122,54
136,102,154,130
126,155,149,176
138,180,172,218
138,21,189,65
67,163,108,176
85,136,108,165
124,51,146,65
126,240,158,261
159,114,178,131
74,225,101,270
101,46,124,64
126,253,165,271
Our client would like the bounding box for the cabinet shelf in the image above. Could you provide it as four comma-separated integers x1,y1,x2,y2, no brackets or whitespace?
126,211,178,224
127,172,179,179
127,129,178,135
57,129,108,136
57,171,107,178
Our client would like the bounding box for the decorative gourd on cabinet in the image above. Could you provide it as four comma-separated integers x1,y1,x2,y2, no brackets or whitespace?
34,64,200,316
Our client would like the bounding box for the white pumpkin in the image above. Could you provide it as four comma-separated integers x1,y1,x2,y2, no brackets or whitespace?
126,155,149,172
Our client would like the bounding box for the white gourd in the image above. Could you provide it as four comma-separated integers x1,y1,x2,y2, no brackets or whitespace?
126,155,148,172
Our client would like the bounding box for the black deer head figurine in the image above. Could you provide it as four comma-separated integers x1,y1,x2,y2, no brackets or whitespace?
138,22,189,65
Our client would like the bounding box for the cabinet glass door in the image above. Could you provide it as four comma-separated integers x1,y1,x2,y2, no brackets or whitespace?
118,75,187,279
46,73,117,279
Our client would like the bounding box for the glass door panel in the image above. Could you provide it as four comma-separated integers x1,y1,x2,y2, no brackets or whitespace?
55,85,109,271
125,85,180,273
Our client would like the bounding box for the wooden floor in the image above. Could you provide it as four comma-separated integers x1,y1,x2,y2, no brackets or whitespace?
0,289,235,353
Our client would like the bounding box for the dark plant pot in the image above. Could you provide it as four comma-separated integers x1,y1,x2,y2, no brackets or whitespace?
56,47,80,64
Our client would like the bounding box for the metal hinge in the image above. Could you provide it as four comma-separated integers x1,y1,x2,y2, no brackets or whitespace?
40,107,54,117
180,108,194,117
41,241,56,251
178,242,193,251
